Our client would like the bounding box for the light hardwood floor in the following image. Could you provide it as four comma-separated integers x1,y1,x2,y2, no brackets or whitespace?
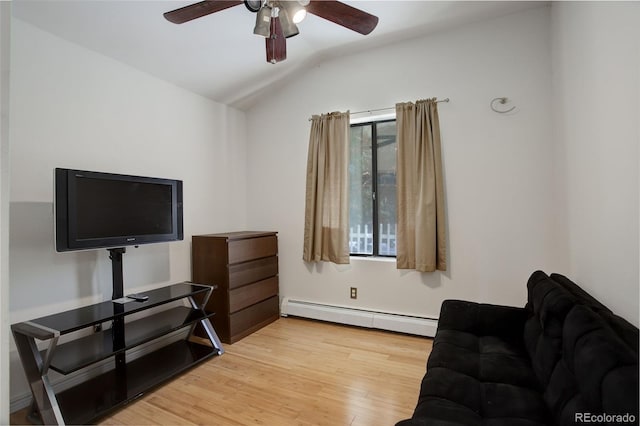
11,317,431,425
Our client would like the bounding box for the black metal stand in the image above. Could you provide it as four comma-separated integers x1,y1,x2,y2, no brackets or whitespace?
11,282,223,425
108,248,126,299
108,248,127,370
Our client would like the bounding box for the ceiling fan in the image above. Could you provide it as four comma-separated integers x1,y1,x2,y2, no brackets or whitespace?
164,0,379,64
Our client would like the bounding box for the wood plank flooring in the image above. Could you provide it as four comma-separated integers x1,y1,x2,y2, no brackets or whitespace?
11,317,432,425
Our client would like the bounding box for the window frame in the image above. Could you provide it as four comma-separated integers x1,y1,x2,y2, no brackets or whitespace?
349,118,397,258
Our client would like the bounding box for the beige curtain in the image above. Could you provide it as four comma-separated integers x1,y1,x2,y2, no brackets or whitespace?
396,99,447,272
302,111,350,264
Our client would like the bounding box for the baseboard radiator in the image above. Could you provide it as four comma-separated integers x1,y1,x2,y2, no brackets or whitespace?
280,298,438,337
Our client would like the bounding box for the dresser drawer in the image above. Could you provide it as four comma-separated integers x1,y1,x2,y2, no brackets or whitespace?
229,296,279,343
228,235,277,264
228,256,278,289
229,277,279,313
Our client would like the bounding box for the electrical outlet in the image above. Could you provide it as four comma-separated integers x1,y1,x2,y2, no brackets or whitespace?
350,287,357,299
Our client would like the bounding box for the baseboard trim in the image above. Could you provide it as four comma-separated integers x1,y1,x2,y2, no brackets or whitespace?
280,298,438,337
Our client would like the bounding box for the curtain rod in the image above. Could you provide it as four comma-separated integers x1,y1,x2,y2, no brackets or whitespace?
351,98,449,116
308,98,450,121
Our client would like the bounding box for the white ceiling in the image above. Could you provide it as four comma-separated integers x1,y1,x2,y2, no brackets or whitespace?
12,0,545,110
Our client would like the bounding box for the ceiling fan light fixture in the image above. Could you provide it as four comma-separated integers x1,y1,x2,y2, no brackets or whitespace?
292,9,306,24
278,7,300,38
244,0,262,13
280,0,307,24
253,5,272,37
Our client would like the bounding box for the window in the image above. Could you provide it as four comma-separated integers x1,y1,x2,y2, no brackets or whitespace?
349,119,397,257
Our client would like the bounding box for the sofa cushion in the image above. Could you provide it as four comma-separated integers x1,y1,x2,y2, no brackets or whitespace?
405,298,549,425
550,273,639,354
598,310,640,354
412,366,548,426
428,331,539,389
437,300,529,348
546,305,639,423
523,271,576,387
524,272,640,423
526,271,575,337
549,273,611,314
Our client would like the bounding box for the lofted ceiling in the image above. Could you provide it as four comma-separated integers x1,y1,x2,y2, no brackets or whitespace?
12,1,545,110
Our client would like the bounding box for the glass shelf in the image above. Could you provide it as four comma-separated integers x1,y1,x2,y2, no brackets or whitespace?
55,340,217,425
44,306,214,374
27,282,211,335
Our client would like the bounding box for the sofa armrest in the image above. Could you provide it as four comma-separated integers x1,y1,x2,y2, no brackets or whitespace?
437,299,528,344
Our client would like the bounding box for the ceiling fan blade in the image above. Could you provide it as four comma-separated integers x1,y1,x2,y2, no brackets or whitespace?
305,0,379,35
266,17,287,64
164,1,243,24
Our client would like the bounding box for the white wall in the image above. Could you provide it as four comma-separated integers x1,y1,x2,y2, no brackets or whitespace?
8,19,247,405
551,2,640,325
1,2,12,422
246,7,563,319
8,0,638,415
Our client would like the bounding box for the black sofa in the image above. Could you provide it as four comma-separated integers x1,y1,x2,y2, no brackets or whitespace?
397,271,639,426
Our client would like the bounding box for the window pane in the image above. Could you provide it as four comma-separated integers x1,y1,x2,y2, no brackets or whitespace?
376,121,397,256
349,125,373,255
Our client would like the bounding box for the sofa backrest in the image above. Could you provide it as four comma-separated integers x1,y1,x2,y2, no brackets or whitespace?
548,273,612,314
551,305,639,424
523,271,639,425
524,271,576,386
551,272,639,355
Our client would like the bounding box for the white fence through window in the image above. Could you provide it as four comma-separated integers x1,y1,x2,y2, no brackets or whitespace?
349,223,397,256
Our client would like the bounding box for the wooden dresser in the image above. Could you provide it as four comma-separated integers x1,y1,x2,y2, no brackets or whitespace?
192,231,279,344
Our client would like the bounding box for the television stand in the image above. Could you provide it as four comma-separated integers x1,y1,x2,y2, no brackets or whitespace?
11,282,224,425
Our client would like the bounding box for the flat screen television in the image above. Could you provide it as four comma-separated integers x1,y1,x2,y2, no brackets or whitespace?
55,168,183,252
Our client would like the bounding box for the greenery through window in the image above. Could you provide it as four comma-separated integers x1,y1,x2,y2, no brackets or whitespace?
349,119,397,257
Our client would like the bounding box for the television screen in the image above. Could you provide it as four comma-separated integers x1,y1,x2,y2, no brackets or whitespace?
55,168,183,252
